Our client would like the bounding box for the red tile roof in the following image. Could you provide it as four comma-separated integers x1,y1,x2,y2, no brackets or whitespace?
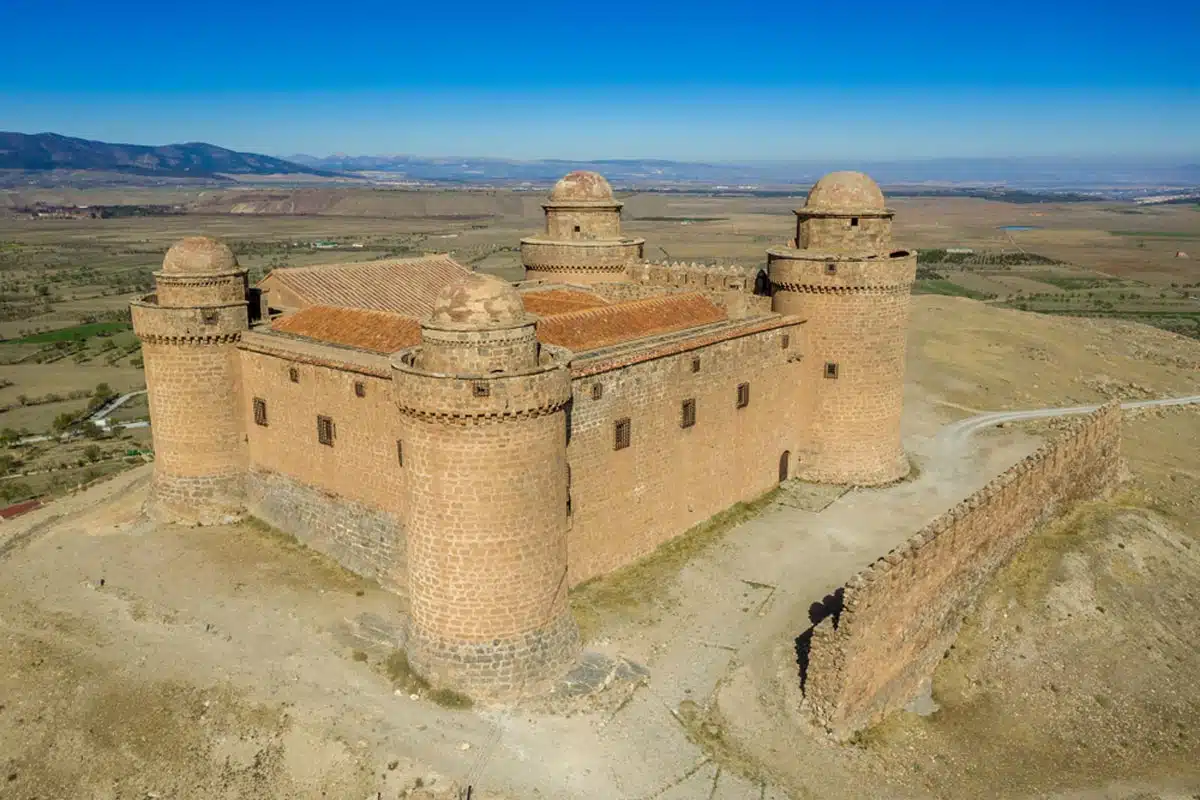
536,293,726,352
521,288,610,317
270,305,421,353
259,255,471,317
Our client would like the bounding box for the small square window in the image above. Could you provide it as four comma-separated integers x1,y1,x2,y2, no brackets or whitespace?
681,398,696,429
850,217,859,227
691,357,701,373
201,308,219,324
825,263,838,275
396,440,403,466
473,381,490,397
252,397,267,427
825,362,839,379
736,383,750,409
317,415,335,446
591,382,603,401
781,334,790,350
354,381,366,398
288,366,299,383
614,417,631,451
573,225,581,233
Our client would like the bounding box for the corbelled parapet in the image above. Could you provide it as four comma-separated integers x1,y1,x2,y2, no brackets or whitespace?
391,273,579,698
767,171,916,486
521,171,644,283
131,236,250,524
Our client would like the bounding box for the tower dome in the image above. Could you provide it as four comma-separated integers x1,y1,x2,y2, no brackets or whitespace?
803,171,886,214
161,236,240,275
429,273,529,330
549,170,614,203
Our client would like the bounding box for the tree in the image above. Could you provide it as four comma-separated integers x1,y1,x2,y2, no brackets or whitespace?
83,444,102,463
0,428,19,446
93,382,112,399
51,412,77,433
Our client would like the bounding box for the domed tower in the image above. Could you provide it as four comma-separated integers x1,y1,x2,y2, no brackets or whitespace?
391,273,578,697
130,237,250,523
767,172,916,486
520,170,644,283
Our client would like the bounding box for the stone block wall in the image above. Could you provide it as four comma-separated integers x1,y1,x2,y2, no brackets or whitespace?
566,324,804,585
801,403,1123,739
246,469,406,596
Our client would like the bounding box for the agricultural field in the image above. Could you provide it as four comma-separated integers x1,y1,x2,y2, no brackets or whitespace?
1,187,1198,507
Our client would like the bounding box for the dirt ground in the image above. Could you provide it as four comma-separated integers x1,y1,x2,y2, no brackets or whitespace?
1,208,1199,798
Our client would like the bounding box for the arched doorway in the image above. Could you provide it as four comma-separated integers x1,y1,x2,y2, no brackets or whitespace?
779,450,790,483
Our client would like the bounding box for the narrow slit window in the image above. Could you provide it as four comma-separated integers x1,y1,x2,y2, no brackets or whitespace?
691,357,701,373
591,382,603,401
825,362,839,379
396,440,403,466
288,366,299,383
614,417,632,450
681,398,696,429
252,397,268,427
736,383,750,409
781,334,790,350
354,381,366,398
317,415,335,446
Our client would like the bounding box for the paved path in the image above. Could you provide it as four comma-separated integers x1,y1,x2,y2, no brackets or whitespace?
87,389,147,428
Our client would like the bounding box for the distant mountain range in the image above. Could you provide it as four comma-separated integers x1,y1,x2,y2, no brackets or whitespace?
0,132,333,178
1,132,1197,195
287,153,1200,192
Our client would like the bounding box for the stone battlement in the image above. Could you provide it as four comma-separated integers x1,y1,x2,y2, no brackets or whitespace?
628,260,753,293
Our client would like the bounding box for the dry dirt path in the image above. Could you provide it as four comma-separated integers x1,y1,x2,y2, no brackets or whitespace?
2,394,1195,798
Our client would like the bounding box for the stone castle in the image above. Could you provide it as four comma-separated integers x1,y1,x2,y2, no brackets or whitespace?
131,169,917,697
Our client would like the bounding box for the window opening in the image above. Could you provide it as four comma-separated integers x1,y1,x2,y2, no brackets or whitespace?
614,417,632,450
317,415,335,446
736,383,750,409
354,381,366,398
288,366,299,383
681,399,696,429
253,397,267,427
591,382,603,401
825,362,839,379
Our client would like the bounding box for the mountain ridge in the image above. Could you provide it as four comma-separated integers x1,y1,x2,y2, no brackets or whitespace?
0,132,335,178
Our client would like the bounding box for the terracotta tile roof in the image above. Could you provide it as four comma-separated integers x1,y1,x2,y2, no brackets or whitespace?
259,254,471,316
270,305,421,354
536,293,726,352
521,288,610,317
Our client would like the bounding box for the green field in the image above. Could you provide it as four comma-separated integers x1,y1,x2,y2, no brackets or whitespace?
914,279,989,300
10,321,132,344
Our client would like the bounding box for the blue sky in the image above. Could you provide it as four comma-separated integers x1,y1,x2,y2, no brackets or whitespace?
1,0,1196,160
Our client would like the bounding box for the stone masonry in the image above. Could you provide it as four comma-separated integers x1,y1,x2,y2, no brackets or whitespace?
801,403,1124,739
133,169,927,699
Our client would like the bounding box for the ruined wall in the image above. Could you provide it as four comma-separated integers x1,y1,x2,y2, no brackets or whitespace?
239,344,408,590
802,404,1124,739
567,324,804,585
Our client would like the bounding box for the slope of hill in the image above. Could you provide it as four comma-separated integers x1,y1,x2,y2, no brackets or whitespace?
0,132,336,178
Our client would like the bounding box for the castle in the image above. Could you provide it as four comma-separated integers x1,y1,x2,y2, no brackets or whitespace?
131,170,917,697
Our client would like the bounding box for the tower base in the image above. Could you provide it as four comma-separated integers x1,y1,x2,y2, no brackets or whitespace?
406,613,580,700
146,473,245,526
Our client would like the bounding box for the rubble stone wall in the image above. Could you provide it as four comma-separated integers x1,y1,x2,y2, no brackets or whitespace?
802,403,1123,739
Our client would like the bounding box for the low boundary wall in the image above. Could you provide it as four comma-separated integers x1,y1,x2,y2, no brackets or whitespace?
801,403,1123,739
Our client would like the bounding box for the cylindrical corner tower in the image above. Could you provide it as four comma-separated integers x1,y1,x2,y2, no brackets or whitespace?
767,172,916,486
392,273,579,698
520,170,644,283
131,236,249,523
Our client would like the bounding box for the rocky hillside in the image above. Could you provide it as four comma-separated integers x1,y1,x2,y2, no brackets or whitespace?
0,132,335,178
